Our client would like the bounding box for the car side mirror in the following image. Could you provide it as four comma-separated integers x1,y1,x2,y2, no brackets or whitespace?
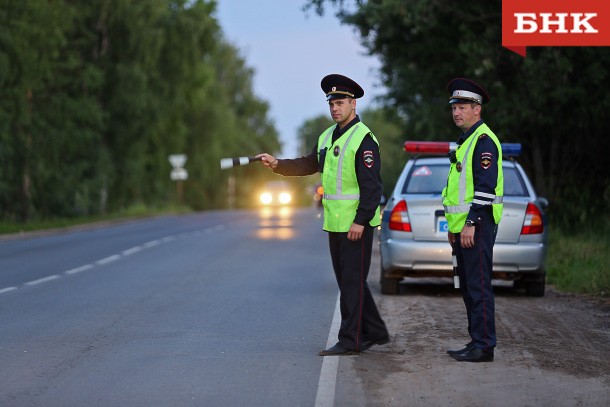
538,197,549,211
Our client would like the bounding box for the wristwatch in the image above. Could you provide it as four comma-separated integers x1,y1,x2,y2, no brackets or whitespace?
465,219,476,227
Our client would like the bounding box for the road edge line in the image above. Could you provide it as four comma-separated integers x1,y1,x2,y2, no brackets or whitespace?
315,292,341,407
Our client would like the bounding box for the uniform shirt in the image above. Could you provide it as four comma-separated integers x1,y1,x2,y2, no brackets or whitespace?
273,115,382,226
456,119,499,223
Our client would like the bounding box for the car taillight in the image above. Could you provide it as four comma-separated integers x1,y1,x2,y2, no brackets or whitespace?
389,200,412,232
521,203,544,234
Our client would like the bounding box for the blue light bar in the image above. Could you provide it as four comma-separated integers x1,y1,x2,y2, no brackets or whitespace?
501,143,521,158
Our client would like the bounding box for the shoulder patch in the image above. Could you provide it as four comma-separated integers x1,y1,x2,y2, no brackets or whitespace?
478,133,488,139
481,152,493,169
363,150,374,168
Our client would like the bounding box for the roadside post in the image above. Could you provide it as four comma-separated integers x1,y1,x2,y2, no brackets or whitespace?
168,154,188,204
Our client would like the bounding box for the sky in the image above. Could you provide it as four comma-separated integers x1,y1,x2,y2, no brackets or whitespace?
214,0,385,157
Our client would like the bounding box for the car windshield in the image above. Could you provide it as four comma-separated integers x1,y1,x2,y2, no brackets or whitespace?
402,163,528,197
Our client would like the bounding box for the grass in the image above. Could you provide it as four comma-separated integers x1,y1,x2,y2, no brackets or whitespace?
546,225,610,297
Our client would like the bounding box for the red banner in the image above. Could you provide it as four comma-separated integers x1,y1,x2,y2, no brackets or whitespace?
502,0,610,56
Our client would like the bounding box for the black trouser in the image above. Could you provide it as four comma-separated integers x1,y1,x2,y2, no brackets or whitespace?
455,208,497,351
328,226,388,350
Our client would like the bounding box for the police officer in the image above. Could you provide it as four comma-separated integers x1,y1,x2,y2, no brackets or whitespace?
443,78,504,362
257,74,389,356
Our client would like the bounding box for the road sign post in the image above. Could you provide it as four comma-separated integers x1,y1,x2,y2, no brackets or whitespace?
168,154,188,204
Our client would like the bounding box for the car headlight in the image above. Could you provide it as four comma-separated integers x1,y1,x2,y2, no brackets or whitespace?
260,192,273,205
278,192,292,205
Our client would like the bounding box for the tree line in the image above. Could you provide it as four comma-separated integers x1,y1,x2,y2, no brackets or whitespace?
0,0,280,222
305,0,610,228
2,0,609,230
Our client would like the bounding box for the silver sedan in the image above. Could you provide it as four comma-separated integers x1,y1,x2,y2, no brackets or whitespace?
379,155,548,296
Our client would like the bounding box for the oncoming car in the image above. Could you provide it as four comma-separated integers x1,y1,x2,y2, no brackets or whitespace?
259,181,292,206
379,141,548,296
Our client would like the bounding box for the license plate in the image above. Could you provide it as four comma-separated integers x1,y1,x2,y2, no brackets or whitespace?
437,218,448,233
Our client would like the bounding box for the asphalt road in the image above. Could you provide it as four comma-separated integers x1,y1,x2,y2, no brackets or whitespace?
0,208,339,406
2,208,608,406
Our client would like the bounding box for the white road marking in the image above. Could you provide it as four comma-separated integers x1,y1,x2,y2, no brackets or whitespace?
25,275,60,286
96,255,121,265
64,264,94,275
315,293,342,407
122,246,142,256
0,286,18,294
1,224,226,294
143,240,160,248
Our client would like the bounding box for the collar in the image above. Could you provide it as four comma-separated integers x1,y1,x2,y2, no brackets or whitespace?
457,119,483,145
335,115,361,137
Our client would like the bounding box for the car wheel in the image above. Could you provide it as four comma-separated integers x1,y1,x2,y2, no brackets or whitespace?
381,277,400,295
525,280,546,297
379,258,400,295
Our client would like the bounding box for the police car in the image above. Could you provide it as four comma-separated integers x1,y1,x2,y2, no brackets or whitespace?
379,141,548,296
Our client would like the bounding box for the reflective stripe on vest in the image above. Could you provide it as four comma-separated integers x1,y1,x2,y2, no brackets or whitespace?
443,196,504,214
323,193,360,200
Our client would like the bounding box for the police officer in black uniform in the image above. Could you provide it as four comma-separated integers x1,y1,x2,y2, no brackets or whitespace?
257,74,389,356
444,78,502,362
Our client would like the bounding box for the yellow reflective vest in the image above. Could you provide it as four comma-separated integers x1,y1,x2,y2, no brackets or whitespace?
442,123,504,233
318,123,381,232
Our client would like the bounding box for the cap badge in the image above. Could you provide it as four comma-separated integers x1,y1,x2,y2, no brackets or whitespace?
331,87,336,92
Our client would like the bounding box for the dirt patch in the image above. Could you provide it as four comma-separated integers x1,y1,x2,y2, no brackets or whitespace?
336,246,610,406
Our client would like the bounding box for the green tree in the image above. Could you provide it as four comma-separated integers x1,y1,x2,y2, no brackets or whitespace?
0,0,281,220
0,0,105,220
184,40,281,210
297,115,333,156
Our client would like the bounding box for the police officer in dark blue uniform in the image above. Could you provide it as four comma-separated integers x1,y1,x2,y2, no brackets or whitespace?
443,78,503,362
257,74,389,356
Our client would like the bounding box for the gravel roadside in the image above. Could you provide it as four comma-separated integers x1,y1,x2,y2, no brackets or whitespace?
333,241,610,406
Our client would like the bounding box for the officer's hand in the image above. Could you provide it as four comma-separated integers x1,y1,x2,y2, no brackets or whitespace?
347,223,364,241
256,153,278,169
460,225,475,248
448,232,456,246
